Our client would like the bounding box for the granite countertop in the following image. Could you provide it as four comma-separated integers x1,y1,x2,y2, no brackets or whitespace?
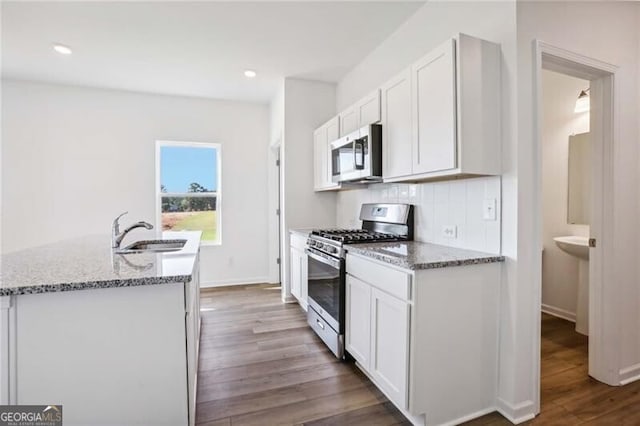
345,241,505,271
0,231,202,296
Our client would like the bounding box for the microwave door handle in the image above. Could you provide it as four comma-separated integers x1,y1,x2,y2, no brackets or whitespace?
354,139,365,170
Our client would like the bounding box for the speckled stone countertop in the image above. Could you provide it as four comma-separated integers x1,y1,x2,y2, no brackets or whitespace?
345,241,504,271
0,231,202,296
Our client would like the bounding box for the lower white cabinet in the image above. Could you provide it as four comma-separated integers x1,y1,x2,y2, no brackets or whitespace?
345,275,371,368
346,267,410,411
289,232,309,309
346,252,500,426
370,287,410,409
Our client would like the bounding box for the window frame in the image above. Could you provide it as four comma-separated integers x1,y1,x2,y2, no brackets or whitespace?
155,140,222,246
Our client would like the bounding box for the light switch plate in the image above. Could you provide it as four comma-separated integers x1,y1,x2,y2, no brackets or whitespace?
442,225,457,239
483,198,497,221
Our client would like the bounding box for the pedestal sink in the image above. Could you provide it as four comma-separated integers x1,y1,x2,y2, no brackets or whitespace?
553,236,590,335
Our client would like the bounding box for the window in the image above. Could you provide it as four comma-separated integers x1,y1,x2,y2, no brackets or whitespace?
156,141,221,245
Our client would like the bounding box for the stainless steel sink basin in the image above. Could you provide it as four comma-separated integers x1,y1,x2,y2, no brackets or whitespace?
116,239,187,254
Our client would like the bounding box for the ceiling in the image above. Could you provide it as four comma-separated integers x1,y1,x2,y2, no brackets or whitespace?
1,1,424,103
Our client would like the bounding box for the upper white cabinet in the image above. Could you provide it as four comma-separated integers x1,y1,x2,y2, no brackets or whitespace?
382,33,501,183
412,38,457,175
339,89,381,136
314,33,500,187
381,68,413,180
313,117,340,191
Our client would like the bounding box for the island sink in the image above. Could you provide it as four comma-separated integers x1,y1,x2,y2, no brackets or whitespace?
117,239,187,254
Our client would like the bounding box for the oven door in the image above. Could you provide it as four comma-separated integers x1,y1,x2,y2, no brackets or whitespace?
305,247,344,333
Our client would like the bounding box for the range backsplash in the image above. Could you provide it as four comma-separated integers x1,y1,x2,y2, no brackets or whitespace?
335,176,501,254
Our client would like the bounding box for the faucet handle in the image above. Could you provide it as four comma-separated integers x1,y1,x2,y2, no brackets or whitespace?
113,211,128,232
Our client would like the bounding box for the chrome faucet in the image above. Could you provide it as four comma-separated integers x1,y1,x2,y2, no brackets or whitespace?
111,212,154,249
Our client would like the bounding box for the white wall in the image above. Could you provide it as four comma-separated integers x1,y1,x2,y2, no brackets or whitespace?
280,78,337,300
335,1,520,419
1,80,271,286
336,177,501,254
518,1,640,388
541,70,589,320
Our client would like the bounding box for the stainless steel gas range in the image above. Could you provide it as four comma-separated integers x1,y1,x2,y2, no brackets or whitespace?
305,203,414,358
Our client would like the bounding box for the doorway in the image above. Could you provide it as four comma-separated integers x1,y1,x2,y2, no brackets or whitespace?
533,40,619,413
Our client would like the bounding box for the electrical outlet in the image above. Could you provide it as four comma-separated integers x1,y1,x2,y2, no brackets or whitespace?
483,198,497,221
442,225,457,239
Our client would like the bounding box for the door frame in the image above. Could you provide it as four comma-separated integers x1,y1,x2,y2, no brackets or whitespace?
532,39,619,410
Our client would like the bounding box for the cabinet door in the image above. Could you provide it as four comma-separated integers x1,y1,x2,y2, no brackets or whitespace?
381,68,413,179
346,275,372,369
371,288,410,409
290,248,301,299
323,118,340,189
339,107,358,136
358,89,381,127
412,38,457,174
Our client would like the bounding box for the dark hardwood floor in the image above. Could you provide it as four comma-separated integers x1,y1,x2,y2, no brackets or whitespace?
196,284,410,425
196,286,640,425
465,313,640,425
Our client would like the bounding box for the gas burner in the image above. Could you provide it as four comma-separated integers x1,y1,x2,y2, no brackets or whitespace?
310,228,408,245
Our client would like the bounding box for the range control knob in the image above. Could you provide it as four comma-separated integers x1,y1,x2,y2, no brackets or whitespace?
327,246,338,254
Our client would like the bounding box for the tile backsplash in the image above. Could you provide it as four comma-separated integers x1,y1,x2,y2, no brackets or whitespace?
336,176,501,254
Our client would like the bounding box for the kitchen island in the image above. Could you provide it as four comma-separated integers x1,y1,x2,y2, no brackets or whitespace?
0,231,201,426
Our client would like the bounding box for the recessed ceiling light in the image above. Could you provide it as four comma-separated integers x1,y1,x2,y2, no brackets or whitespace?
52,44,72,55
244,70,257,78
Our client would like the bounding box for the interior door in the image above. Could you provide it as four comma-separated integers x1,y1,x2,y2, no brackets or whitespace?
412,38,457,174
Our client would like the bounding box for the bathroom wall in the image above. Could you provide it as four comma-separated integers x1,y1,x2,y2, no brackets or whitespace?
541,69,590,320
336,176,502,254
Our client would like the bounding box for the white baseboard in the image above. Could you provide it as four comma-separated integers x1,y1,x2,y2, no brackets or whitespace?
200,277,272,288
541,304,576,322
619,363,640,385
496,398,536,424
439,407,497,426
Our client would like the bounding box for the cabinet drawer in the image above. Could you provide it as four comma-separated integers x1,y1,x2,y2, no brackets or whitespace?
346,254,411,301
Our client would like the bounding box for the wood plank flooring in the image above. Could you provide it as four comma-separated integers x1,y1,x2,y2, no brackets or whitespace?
464,313,640,425
197,286,640,425
196,284,410,425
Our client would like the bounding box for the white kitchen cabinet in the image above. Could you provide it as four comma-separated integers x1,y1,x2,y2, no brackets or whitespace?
382,33,501,183
346,255,411,410
371,287,410,409
345,275,372,369
381,68,413,180
339,89,381,136
346,252,501,426
289,232,309,310
412,38,457,175
339,106,359,136
313,117,340,191
185,252,201,424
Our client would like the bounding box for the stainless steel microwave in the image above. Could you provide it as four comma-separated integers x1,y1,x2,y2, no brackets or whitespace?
330,124,382,183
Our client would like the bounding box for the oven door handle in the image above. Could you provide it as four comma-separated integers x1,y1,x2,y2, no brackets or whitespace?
305,248,340,269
